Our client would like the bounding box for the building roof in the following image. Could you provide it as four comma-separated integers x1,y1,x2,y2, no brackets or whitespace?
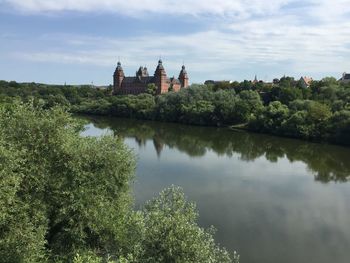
123,76,154,84
156,59,165,71
137,66,149,77
116,61,123,71
180,65,187,75
169,77,181,84
301,76,313,86
343,73,350,79
253,75,258,83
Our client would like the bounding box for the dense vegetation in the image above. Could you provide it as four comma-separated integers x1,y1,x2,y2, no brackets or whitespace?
0,102,237,263
0,77,349,146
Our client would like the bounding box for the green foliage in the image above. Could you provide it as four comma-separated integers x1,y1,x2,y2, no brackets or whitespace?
274,87,303,104
146,83,157,96
0,102,135,261
0,81,107,106
235,90,264,122
135,186,237,263
180,100,215,125
0,138,47,263
250,101,290,134
154,86,262,126
72,252,116,263
0,102,235,262
109,94,156,119
1,79,350,146
250,99,337,141
279,76,295,89
328,110,350,144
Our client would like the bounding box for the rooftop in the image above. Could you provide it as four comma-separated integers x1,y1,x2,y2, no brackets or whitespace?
301,76,313,85
343,73,350,79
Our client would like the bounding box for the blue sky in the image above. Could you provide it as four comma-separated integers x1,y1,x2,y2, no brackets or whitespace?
0,0,350,85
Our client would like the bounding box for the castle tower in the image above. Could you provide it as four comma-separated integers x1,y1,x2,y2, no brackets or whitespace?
136,66,150,78
154,59,168,94
143,66,149,77
179,65,189,88
113,61,124,93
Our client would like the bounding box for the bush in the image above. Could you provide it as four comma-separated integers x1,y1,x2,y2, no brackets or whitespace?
0,102,236,262
139,186,236,263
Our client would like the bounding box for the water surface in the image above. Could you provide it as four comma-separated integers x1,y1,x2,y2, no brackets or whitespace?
81,116,350,263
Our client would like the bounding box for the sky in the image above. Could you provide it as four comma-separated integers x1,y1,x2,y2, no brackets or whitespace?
0,0,350,85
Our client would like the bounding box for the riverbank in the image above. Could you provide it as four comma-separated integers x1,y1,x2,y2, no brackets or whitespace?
1,79,349,147
75,108,350,148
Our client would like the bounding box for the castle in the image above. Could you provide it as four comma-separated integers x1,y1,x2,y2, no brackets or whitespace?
113,59,189,95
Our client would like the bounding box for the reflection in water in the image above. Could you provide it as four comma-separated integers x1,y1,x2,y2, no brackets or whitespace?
84,116,350,183
81,116,350,263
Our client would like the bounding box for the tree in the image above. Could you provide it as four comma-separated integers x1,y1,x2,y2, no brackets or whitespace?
0,102,135,261
329,110,350,145
249,101,290,133
235,91,264,123
180,100,215,125
279,76,295,89
138,186,238,263
0,102,236,262
146,83,157,96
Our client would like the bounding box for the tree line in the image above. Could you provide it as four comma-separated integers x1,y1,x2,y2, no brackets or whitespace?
0,77,349,146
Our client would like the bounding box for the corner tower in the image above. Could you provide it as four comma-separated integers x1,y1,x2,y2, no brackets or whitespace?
154,59,168,94
113,61,124,94
179,65,189,88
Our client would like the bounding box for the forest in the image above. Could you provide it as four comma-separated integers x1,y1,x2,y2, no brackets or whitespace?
0,76,349,146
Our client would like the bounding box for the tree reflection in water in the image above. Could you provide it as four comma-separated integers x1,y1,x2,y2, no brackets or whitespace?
83,116,350,183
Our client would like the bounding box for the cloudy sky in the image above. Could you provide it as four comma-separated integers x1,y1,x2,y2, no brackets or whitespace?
0,0,350,85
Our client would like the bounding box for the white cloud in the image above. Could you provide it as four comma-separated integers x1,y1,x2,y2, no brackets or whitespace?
3,0,350,81
13,22,350,81
2,0,295,17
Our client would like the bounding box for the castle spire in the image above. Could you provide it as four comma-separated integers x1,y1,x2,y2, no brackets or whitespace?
113,60,125,94
156,58,165,71
179,64,189,88
116,60,123,71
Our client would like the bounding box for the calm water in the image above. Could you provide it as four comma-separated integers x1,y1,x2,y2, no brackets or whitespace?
81,116,350,263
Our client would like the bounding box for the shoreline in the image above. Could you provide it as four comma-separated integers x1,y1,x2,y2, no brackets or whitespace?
75,112,350,149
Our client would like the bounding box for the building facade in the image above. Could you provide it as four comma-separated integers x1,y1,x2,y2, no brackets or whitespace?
113,60,189,95
339,72,350,84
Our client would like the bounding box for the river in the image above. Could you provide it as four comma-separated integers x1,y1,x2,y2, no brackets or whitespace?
81,115,350,263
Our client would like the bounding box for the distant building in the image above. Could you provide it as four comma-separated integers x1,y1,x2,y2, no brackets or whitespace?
299,76,313,88
339,72,350,84
113,59,189,95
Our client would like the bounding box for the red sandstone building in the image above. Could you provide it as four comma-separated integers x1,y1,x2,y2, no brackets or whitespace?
113,59,189,95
